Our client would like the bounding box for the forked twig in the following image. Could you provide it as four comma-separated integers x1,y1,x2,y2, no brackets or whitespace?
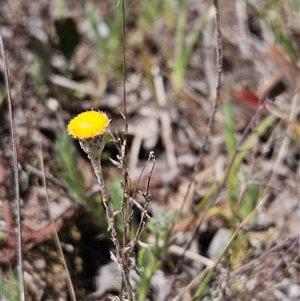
129,151,156,249
0,28,25,301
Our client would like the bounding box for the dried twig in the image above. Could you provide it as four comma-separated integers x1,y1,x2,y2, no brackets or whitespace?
0,28,25,301
129,151,156,249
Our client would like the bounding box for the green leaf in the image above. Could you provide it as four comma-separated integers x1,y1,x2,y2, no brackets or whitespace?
222,99,237,156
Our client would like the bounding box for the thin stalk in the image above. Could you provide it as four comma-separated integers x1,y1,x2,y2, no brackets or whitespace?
121,0,133,299
89,155,120,246
0,28,25,301
121,0,130,248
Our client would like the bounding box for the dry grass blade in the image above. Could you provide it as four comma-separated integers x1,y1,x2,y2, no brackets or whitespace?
0,28,25,301
38,139,77,301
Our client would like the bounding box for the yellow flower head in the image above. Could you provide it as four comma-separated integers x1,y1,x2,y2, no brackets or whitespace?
67,111,110,140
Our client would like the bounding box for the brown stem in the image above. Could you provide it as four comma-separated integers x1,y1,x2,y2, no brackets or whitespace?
90,156,117,240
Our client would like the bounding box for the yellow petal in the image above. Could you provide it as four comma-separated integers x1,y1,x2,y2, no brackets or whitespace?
67,111,110,139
